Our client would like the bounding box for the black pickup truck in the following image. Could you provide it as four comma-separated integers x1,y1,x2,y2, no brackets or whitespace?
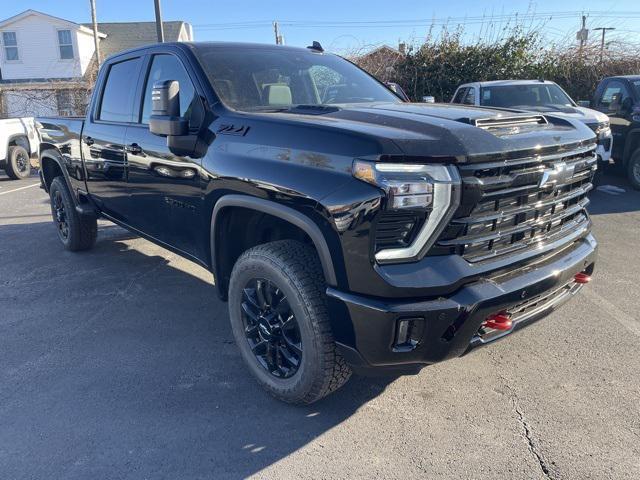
37,41,598,404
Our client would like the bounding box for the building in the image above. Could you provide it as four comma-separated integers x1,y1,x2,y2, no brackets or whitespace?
352,44,406,83
0,9,192,118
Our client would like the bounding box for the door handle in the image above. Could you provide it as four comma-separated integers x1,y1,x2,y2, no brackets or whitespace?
84,136,94,146
126,143,143,155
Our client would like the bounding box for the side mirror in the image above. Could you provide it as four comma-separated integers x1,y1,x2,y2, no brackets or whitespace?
422,96,435,103
577,100,591,108
149,80,188,137
621,97,633,114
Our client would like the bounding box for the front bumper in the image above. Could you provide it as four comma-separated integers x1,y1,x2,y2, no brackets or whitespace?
328,234,597,374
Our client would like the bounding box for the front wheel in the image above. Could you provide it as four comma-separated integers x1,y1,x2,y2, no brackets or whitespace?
228,240,351,404
627,149,640,190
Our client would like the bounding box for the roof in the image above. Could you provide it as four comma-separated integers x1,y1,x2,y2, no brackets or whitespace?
0,9,105,37
605,75,640,81
359,45,403,58
459,80,558,88
81,21,189,59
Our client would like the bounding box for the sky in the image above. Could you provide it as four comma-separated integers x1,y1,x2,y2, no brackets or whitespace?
1,0,639,53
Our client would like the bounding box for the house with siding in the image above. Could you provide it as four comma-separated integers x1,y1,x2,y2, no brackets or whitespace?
0,9,192,117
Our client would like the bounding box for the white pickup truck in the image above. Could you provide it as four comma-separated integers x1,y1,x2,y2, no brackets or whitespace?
451,80,613,164
0,117,39,179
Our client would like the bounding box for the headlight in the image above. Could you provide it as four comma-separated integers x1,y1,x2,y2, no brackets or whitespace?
353,160,461,262
597,122,611,139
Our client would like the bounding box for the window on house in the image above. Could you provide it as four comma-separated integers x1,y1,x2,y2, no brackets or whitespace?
58,30,74,59
2,32,18,61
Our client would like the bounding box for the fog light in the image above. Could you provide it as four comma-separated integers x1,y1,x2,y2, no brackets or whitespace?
393,317,424,351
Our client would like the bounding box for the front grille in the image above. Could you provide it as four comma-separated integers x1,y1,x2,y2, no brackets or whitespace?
436,142,597,263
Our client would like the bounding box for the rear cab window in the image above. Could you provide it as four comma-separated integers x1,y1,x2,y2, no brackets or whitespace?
97,57,143,123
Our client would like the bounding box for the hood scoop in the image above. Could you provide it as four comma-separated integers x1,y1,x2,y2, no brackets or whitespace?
463,114,549,136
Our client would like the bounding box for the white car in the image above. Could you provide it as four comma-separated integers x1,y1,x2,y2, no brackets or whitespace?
0,117,39,180
451,80,613,162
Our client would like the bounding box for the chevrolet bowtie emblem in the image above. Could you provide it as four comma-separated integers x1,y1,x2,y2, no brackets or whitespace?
539,161,575,188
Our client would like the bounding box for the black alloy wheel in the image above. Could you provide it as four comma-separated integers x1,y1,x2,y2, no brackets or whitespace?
241,278,302,378
52,189,70,241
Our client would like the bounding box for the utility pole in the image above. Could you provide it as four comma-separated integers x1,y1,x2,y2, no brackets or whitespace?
576,15,588,56
89,0,101,69
273,21,282,45
154,0,164,42
594,27,615,63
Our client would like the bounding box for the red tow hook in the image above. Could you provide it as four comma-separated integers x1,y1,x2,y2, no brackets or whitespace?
483,313,513,331
574,272,591,284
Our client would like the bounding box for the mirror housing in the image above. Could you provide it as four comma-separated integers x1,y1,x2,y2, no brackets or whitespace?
149,80,188,137
620,97,634,114
577,100,591,108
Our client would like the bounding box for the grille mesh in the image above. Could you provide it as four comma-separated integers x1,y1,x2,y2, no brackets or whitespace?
436,143,597,263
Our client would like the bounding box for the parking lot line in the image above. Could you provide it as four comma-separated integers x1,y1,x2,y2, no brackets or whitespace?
0,183,40,196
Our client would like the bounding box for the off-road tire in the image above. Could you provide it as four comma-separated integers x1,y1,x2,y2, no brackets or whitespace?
49,176,97,251
5,145,31,180
627,149,640,190
228,240,351,404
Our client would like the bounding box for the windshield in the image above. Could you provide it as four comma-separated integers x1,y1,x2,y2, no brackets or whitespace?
192,45,400,112
480,83,575,109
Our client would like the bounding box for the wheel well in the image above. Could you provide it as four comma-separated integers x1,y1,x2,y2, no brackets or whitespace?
625,131,640,164
214,207,316,299
40,152,64,191
8,135,30,155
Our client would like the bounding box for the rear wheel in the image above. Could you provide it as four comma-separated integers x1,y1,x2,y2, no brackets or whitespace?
5,145,31,180
49,177,97,251
627,149,640,190
228,240,351,404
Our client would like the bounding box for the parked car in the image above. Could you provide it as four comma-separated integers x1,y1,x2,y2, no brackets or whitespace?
451,80,613,165
585,75,640,189
37,41,598,404
0,117,39,179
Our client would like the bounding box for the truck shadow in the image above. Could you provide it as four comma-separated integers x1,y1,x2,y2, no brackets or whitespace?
0,221,396,479
589,171,640,215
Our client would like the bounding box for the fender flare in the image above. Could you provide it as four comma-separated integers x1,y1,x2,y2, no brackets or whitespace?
623,128,640,165
210,195,338,292
39,148,75,202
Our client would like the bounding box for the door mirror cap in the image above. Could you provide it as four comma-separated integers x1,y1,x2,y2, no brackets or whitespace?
149,80,188,136
621,97,634,113
577,100,591,108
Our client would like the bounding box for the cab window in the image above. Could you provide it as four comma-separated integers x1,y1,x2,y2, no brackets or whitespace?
452,88,467,104
98,57,142,123
597,81,631,113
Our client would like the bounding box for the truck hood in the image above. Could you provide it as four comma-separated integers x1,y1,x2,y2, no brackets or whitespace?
264,102,595,161
515,105,609,126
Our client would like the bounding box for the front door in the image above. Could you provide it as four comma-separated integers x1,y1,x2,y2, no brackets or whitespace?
83,55,144,222
123,52,207,261
593,79,633,160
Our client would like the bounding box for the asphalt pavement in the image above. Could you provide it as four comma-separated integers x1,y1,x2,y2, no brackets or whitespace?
1,170,639,479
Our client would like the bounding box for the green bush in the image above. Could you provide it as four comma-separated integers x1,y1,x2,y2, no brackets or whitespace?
355,26,640,103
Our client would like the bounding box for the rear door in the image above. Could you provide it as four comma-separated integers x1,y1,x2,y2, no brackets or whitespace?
122,51,207,261
83,54,143,221
593,79,633,160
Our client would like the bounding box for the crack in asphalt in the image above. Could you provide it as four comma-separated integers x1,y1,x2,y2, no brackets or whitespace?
487,352,556,479
512,399,554,480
